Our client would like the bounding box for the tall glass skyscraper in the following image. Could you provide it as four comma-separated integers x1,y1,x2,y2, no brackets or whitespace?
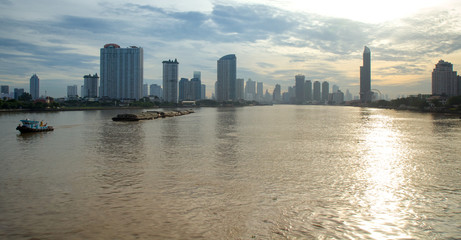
216,54,236,102
163,59,179,103
360,46,371,103
99,44,143,100
30,74,39,100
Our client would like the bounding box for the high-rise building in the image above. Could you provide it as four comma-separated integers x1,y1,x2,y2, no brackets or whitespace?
100,44,143,100
322,81,329,102
432,60,461,97
305,80,312,101
329,90,344,104
150,84,162,98
190,77,201,100
345,89,353,101
295,74,305,104
332,84,339,93
1,85,8,95
67,85,78,98
143,84,148,97
256,82,264,101
236,78,244,100
245,78,256,101
163,59,179,103
179,78,189,101
273,84,281,103
201,84,206,99
313,81,321,101
30,74,39,100
360,46,372,102
193,71,201,81
217,54,237,102
14,88,24,100
83,73,99,98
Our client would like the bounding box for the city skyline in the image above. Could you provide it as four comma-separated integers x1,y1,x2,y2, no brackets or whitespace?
0,0,460,98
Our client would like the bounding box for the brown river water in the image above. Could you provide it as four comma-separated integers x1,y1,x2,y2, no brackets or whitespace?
0,105,460,239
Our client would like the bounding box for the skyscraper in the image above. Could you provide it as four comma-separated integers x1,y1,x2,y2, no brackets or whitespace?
179,78,188,101
83,73,99,98
163,59,179,103
313,81,321,101
190,77,201,100
67,85,78,98
30,74,39,100
273,84,281,103
295,74,305,104
236,78,244,100
149,84,162,98
1,85,9,95
216,54,236,102
100,44,143,100
360,46,372,103
193,71,201,81
432,60,461,97
305,80,312,101
201,84,206,99
143,84,149,97
322,81,329,102
256,82,264,101
245,78,256,101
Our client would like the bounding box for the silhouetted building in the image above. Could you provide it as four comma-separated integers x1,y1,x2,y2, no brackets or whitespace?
1,85,8,95
295,75,305,104
256,82,264,101
179,78,189,101
305,80,312,101
163,59,179,103
83,73,99,98
322,81,329,102
201,84,206,99
236,78,244,100
432,60,461,97
329,90,344,104
30,74,39,100
67,85,78,98
14,88,24,100
313,81,321,101
332,84,339,93
190,77,201,100
245,78,256,101
273,84,281,103
150,84,162,98
217,54,237,102
100,44,143,100
345,89,353,101
360,46,372,102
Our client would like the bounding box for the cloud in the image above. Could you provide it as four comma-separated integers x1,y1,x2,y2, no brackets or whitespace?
0,1,460,98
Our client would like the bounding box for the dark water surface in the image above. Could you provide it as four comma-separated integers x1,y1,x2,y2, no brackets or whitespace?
1,105,460,239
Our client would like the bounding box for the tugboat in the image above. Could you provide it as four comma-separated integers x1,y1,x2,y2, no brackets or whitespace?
16,119,54,133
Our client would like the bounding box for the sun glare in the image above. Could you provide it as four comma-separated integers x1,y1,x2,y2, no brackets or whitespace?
272,0,449,23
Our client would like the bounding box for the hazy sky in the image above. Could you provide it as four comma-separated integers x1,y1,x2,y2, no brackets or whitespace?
1,0,460,98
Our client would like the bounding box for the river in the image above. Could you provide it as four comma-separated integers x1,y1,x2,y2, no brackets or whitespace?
0,105,460,239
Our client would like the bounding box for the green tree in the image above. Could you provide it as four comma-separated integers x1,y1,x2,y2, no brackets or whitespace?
18,92,32,102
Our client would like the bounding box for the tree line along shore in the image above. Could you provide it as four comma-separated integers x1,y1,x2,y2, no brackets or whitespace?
2,95,461,115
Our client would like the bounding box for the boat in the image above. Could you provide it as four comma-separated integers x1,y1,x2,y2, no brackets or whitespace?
16,119,54,133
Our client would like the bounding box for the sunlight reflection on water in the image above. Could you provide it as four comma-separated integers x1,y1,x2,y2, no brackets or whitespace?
0,106,460,239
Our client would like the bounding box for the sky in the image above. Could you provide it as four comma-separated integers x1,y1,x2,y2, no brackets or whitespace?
1,0,461,99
